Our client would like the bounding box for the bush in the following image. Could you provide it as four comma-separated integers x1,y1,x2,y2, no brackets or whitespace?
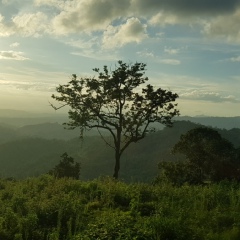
48,153,80,179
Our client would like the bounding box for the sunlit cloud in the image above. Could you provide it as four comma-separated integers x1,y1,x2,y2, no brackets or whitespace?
149,12,180,26
12,12,49,37
181,90,240,103
0,51,29,60
102,18,148,49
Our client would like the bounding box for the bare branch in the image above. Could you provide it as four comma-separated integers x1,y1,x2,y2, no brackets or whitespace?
49,101,68,110
97,128,115,150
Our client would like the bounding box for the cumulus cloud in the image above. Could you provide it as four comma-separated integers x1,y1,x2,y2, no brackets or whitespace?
1,0,240,46
203,9,240,43
51,0,130,34
132,0,240,16
12,12,49,37
0,51,29,60
181,90,240,103
0,14,14,37
0,11,49,37
102,18,147,49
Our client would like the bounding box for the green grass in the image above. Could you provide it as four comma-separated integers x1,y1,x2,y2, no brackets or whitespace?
0,175,240,239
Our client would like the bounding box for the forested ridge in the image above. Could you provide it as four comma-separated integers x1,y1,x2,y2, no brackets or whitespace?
1,120,240,181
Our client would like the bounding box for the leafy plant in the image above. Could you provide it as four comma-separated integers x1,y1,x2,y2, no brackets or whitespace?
49,153,80,179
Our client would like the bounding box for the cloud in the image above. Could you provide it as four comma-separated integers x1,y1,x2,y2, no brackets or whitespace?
0,51,29,60
149,12,180,26
102,18,148,49
10,42,20,48
51,0,130,34
228,56,240,62
164,47,180,55
181,90,240,103
203,9,240,43
137,49,155,58
15,82,56,92
231,56,240,62
71,50,118,61
34,0,60,7
65,36,119,61
0,79,56,92
0,11,49,37
132,0,240,16
0,14,14,37
12,12,49,37
1,0,240,47
137,50,181,64
159,59,181,65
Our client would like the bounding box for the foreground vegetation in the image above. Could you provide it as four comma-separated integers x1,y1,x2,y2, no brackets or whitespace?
1,175,240,240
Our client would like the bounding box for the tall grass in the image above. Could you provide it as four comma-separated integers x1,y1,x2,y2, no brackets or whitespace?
0,176,240,239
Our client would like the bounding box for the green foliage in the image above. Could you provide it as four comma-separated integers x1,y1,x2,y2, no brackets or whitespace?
52,61,179,178
49,153,80,179
1,176,240,239
156,160,202,186
169,127,240,184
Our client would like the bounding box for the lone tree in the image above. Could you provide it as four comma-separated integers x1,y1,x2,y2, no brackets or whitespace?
51,61,179,179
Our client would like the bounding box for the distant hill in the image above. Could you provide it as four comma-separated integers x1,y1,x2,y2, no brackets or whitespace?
177,116,240,130
0,109,34,118
0,125,19,144
0,109,68,127
1,109,240,129
0,122,107,144
1,120,240,182
17,122,81,140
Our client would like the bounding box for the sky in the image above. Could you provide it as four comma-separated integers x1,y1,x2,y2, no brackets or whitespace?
0,0,240,117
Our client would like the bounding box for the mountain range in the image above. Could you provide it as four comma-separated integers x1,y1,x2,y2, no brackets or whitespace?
1,114,240,181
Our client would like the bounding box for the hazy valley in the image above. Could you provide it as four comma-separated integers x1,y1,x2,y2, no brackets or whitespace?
1,109,240,182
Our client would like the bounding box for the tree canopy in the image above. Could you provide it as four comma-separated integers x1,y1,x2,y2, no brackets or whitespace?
52,61,179,179
172,127,240,183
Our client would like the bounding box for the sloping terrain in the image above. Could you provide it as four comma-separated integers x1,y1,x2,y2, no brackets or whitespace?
0,120,239,181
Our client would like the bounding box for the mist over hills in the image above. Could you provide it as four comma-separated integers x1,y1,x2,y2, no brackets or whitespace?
1,116,240,181
1,109,240,181
177,116,240,130
1,109,240,129
0,109,68,127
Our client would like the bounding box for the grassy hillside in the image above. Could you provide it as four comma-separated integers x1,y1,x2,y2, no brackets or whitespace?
0,176,240,240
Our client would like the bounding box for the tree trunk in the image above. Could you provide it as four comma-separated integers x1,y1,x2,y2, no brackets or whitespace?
113,152,120,179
